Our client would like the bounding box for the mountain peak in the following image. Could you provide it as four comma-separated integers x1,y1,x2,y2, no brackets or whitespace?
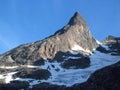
74,11,80,17
68,12,86,26
0,12,98,66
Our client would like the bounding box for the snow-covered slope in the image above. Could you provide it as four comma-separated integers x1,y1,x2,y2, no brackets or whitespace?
0,45,120,87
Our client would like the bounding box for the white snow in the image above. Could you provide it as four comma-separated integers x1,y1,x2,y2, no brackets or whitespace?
72,44,85,51
22,65,41,69
5,72,18,83
0,72,18,83
96,40,101,44
41,60,64,78
101,44,110,50
70,51,79,55
45,50,120,86
96,40,109,50
0,65,41,69
65,56,81,60
71,44,92,54
0,66,18,69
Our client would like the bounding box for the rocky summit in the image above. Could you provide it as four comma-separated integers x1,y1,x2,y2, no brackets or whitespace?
0,12,120,90
102,35,120,55
0,12,98,66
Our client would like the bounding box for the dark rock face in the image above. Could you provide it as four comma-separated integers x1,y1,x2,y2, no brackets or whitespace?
13,68,51,80
96,45,110,53
0,81,29,90
0,12,98,66
61,57,90,69
30,83,66,90
53,51,85,62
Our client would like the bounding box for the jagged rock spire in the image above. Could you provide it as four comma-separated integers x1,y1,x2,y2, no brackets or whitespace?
68,12,86,26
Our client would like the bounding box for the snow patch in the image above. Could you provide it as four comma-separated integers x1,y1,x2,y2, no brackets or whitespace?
72,44,85,51
96,40,109,50
96,40,102,44
70,51,79,55
5,72,18,83
0,66,18,69
0,72,18,83
71,44,92,54
24,65,41,69
64,56,81,60
101,44,109,50
41,61,64,79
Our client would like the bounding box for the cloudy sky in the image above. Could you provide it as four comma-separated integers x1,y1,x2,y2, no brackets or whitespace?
0,0,120,54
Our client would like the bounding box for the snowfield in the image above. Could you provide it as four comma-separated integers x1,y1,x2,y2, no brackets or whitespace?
0,46,120,87
42,50,120,86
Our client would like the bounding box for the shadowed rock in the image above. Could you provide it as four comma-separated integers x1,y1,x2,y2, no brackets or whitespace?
61,57,90,69
13,68,51,80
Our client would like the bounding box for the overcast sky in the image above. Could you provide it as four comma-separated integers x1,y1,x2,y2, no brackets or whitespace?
0,0,120,54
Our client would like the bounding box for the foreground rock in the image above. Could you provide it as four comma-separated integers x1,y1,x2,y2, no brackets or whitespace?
75,61,120,90
0,81,29,90
13,68,51,80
